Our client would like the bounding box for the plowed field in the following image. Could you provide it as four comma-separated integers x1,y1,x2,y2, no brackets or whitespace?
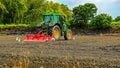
0,34,120,68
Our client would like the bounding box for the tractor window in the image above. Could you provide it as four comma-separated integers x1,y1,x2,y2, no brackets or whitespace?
56,16,60,23
43,15,53,23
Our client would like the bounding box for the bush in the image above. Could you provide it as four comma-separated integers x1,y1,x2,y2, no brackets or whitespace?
92,13,112,29
111,21,120,26
0,24,5,29
114,16,120,22
0,24,29,30
17,24,29,28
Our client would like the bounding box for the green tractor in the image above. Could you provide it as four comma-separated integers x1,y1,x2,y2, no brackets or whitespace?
37,13,73,40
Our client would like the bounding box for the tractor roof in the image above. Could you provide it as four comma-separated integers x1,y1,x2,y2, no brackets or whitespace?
43,13,61,16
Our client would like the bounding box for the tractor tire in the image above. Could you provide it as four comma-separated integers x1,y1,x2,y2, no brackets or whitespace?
52,25,61,40
64,29,73,40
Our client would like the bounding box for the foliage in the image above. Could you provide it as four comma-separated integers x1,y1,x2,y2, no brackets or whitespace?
44,1,72,25
24,0,45,23
0,0,72,25
92,13,112,29
0,1,8,23
0,0,28,24
114,16,120,22
0,0,115,30
72,3,97,27
111,21,120,26
0,24,29,29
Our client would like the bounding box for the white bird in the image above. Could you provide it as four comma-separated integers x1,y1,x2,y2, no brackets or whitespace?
16,37,21,42
52,38,55,41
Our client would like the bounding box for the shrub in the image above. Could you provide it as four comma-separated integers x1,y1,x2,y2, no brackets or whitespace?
111,21,120,26
17,24,29,28
0,24,29,30
92,13,112,29
114,16,120,22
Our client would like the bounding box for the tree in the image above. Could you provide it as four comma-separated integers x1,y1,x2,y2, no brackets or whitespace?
0,2,8,23
1,0,27,24
24,0,45,24
60,4,72,26
72,3,97,27
92,13,112,29
0,0,72,25
114,16,120,22
43,1,72,26
0,2,7,14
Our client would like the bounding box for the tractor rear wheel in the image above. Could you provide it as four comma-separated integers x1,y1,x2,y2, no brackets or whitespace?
52,25,61,40
64,29,72,40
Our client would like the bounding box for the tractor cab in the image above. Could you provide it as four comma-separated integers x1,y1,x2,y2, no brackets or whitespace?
42,13,62,25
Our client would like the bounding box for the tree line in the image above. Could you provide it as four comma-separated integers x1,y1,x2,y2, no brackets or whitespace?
0,0,120,29
72,3,120,29
0,0,72,25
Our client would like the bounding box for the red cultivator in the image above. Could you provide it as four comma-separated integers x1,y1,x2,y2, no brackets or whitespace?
24,30,52,42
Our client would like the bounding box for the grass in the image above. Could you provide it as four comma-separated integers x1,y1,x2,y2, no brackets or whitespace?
12,39,30,68
0,24,29,29
111,21,120,26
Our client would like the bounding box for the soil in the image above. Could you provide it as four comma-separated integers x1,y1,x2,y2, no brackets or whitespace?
0,34,120,68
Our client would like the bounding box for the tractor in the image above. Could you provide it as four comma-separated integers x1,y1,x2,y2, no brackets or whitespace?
24,13,72,42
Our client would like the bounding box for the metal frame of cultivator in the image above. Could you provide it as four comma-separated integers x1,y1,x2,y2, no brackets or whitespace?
24,30,52,42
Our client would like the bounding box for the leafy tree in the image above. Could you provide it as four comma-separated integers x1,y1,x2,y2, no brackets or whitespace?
1,0,27,24
114,16,120,22
24,0,45,24
43,1,72,25
92,13,112,29
0,2,8,23
60,4,72,26
72,3,97,27
0,2,7,13
0,0,72,25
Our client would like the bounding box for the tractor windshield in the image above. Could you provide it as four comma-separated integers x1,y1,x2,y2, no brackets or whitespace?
43,15,53,23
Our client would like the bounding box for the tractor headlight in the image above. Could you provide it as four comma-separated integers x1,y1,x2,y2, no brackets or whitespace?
49,24,53,26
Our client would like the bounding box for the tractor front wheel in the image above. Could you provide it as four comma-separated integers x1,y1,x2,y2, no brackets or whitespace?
52,25,61,40
64,29,72,40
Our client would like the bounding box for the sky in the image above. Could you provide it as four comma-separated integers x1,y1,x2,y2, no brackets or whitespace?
47,0,120,18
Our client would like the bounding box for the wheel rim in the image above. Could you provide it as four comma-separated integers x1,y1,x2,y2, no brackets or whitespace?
53,27,59,39
67,31,72,39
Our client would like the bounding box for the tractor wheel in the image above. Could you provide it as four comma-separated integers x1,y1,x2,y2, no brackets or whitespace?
52,25,61,40
64,29,72,40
